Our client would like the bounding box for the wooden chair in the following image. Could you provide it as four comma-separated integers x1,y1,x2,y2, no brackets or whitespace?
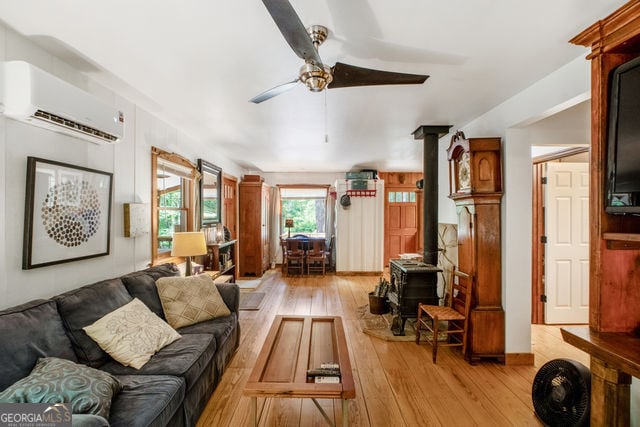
306,239,326,276
280,238,288,275
284,239,305,276
415,267,473,363
324,235,334,272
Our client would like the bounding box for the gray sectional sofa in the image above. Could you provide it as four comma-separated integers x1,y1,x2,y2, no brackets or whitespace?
0,264,240,426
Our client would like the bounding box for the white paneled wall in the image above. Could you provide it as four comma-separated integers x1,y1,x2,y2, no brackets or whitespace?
335,180,384,273
0,23,244,310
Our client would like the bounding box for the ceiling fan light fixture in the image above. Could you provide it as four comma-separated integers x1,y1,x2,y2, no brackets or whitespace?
299,63,333,92
300,62,333,92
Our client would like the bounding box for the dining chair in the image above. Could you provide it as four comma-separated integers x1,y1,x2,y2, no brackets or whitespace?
306,239,326,276
415,266,473,363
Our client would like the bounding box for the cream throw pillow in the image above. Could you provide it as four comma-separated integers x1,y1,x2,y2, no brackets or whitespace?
83,298,181,369
156,274,231,329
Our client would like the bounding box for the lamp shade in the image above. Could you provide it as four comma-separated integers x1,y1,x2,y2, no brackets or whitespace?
285,218,294,228
171,232,207,257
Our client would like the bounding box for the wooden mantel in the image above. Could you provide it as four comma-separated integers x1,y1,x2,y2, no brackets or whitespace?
564,2,640,425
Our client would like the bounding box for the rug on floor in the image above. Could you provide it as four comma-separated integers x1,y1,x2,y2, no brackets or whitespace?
239,291,266,310
236,278,262,290
356,304,449,342
356,304,416,342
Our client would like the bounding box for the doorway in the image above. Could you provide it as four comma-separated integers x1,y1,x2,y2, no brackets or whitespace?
379,172,423,266
222,175,238,277
531,147,589,324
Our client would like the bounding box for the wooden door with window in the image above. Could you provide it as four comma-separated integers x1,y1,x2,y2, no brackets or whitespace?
387,192,418,262
380,172,422,266
223,175,238,278
223,175,237,239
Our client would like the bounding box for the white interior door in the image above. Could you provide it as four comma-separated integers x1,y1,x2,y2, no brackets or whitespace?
545,162,589,324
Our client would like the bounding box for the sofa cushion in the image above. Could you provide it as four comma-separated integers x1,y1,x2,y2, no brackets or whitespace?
0,299,78,391
156,274,231,329
71,414,110,426
108,375,185,427
121,264,180,319
55,279,133,367
178,312,237,351
215,283,240,314
0,357,120,419
83,298,181,369
100,333,216,392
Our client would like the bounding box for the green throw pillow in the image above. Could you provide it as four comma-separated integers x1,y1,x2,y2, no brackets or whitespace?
0,357,120,419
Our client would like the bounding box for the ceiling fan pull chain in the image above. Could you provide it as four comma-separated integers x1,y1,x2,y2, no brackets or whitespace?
324,90,329,144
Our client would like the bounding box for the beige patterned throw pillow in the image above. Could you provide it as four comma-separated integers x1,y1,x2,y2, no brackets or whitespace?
156,274,231,329
83,298,181,369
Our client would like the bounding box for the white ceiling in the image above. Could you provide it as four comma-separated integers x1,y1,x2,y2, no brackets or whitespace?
0,0,627,172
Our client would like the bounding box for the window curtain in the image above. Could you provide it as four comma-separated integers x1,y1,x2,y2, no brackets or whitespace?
269,186,281,265
325,186,336,254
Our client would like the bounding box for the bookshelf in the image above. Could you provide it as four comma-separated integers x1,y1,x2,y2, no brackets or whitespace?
203,240,236,282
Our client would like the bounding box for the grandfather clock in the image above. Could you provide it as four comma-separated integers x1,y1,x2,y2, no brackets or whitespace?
447,131,505,363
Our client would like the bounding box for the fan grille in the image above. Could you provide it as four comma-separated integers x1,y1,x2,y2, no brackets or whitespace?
532,358,590,426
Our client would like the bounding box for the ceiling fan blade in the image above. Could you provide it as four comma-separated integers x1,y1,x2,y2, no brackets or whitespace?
329,62,428,89
262,0,323,66
250,79,300,103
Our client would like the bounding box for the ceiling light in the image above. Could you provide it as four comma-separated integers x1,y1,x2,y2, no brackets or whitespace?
299,63,333,92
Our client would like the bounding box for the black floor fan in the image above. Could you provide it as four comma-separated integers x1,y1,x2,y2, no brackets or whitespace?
532,358,591,426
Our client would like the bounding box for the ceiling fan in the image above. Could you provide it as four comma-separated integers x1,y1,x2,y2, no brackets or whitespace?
250,0,429,103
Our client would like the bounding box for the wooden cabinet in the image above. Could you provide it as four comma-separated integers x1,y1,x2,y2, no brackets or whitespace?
239,176,270,277
447,133,505,363
562,4,640,424
203,240,236,282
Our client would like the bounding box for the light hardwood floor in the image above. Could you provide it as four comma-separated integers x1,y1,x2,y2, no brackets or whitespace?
197,271,589,426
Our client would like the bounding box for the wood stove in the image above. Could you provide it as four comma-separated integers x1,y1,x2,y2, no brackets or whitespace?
386,125,451,336
388,259,440,335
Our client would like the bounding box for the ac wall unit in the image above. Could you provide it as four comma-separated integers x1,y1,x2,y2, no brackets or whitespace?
0,61,124,144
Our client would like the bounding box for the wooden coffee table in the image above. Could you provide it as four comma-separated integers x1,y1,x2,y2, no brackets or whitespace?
243,315,355,426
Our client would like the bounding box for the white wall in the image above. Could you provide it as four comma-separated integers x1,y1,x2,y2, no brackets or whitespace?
435,54,592,355
0,24,244,309
335,180,385,272
261,172,344,187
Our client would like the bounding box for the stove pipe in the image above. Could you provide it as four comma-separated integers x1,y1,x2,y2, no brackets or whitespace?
412,125,452,266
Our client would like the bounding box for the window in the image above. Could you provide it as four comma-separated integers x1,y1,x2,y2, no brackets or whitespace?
151,147,198,264
280,186,328,236
388,191,416,203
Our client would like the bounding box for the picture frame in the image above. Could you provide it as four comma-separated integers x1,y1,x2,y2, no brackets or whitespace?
197,159,222,228
23,157,113,269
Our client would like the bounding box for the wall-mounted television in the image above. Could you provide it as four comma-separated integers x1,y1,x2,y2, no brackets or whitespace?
606,55,640,215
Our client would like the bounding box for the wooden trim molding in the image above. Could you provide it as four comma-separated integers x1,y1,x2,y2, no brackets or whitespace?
151,146,199,266
276,184,330,189
531,163,544,324
335,271,382,276
570,1,640,58
504,353,535,366
532,146,589,164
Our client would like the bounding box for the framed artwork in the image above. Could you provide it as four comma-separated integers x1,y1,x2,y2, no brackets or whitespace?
198,159,222,227
23,157,113,269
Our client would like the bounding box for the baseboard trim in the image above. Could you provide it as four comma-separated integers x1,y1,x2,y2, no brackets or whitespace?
335,271,382,276
504,353,535,365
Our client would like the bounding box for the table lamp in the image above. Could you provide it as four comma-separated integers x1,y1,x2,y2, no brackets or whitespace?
172,231,207,276
285,218,294,238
